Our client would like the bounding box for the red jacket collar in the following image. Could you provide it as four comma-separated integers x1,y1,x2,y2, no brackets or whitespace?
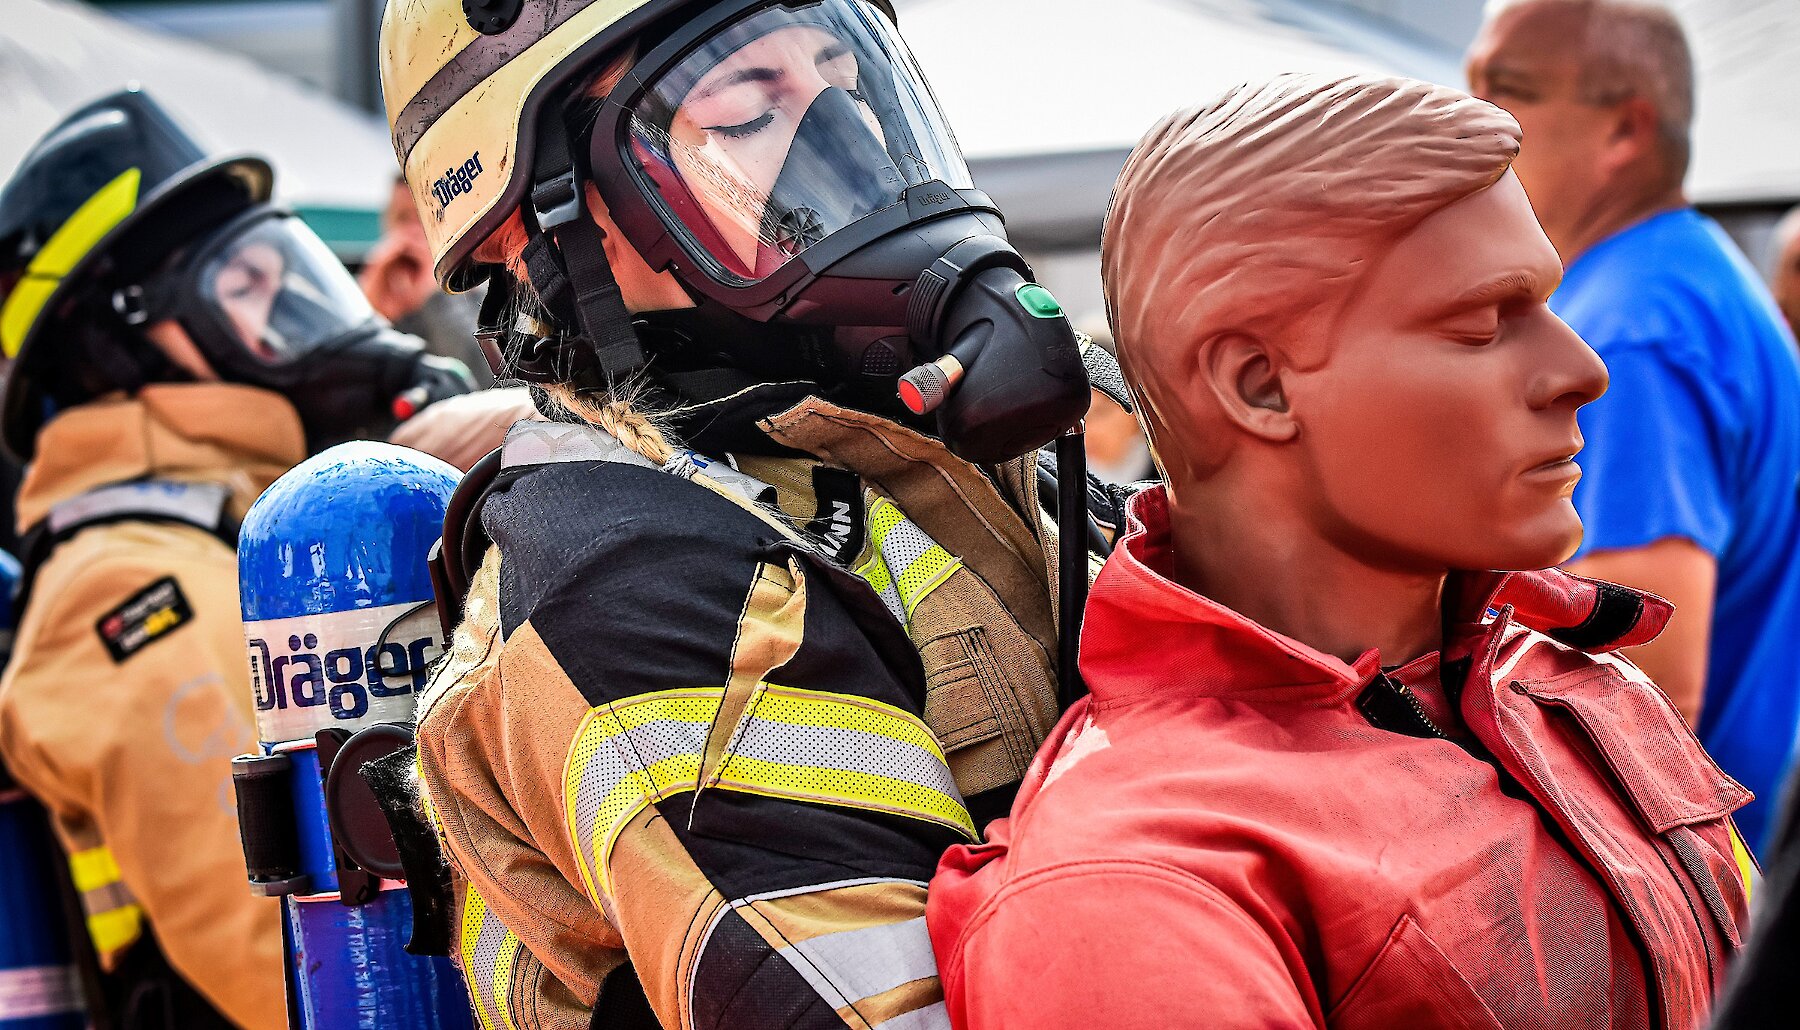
1080,487,1671,705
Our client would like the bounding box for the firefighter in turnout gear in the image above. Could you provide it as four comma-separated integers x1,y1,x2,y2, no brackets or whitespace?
0,90,475,1029
379,0,1124,1025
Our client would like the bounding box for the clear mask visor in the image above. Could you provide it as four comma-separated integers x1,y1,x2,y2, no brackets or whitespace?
193,213,377,364
624,0,972,282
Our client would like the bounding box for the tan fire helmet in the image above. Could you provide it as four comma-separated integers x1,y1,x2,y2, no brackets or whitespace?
381,0,642,291
381,0,882,293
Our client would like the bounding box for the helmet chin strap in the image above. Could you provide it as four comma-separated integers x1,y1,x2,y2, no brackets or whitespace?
514,121,647,388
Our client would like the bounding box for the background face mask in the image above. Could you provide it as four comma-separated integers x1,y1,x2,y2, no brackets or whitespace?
196,215,377,365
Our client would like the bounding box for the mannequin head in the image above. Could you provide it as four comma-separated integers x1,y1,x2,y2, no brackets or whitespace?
1106,73,1608,576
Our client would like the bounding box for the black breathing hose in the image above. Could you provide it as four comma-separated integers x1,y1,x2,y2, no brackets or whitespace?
1055,426,1090,710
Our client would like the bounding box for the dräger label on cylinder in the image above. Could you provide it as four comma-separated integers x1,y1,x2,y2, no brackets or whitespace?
244,600,444,743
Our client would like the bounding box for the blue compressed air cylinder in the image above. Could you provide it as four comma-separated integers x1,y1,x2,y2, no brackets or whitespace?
238,442,472,1030
0,550,85,1030
0,800,83,1030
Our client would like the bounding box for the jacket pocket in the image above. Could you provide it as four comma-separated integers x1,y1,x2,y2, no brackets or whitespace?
1328,915,1501,1030
1517,666,1754,945
918,626,1033,797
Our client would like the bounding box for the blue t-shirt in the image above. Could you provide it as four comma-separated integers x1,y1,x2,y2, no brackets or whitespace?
1554,208,1800,854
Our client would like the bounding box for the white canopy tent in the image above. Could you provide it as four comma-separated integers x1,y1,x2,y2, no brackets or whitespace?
1,0,395,255
903,0,1800,253
1670,0,1800,206
903,0,1466,249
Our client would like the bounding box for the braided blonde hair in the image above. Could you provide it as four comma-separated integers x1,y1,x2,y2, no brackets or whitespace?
538,382,677,466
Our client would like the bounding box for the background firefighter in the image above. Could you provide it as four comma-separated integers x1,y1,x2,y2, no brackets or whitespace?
0,89,473,1029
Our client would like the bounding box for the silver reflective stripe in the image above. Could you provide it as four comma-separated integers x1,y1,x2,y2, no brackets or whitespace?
46,481,229,535
727,718,961,807
874,1001,951,1030
569,709,714,881
0,964,82,1019
777,917,940,1011
735,877,929,905
499,420,658,471
663,450,779,510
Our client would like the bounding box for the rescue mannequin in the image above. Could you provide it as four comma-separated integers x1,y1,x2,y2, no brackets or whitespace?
929,72,1755,1028
378,0,1117,1026
0,90,473,1029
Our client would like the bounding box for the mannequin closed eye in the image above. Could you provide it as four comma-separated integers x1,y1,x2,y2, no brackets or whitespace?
1423,270,1551,344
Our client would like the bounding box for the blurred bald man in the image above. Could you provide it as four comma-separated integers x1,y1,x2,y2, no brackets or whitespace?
1775,206,1800,336
1471,0,1800,854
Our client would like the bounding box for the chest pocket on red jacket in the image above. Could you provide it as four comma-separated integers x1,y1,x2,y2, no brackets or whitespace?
1518,665,1756,946
1329,914,1502,1030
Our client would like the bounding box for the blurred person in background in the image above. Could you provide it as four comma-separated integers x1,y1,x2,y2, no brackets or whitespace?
1085,388,1154,486
1470,0,1800,854
0,89,473,1029
363,174,544,468
1774,205,1800,337
1076,322,1155,486
360,175,495,386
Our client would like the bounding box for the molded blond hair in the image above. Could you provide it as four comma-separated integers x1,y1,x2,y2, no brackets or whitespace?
1103,73,1521,474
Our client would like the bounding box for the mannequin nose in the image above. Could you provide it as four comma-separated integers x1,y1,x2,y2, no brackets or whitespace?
1527,309,1609,410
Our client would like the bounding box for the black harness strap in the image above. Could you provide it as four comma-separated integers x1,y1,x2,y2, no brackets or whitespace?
521,124,647,382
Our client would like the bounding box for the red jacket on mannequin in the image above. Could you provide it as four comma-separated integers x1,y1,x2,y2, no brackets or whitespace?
930,487,1753,1029
928,72,1755,1030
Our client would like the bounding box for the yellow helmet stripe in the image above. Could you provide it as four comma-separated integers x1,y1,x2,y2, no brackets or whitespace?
0,167,142,359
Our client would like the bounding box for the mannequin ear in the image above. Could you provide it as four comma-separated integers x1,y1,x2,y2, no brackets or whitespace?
1201,332,1298,443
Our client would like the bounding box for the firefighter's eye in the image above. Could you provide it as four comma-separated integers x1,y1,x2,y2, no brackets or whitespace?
708,111,775,139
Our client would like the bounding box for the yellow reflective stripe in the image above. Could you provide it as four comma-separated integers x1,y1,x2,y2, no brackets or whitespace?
862,498,960,621
68,846,123,893
491,933,520,1030
459,887,519,1030
855,498,962,627
86,904,143,957
564,683,975,906
1,168,141,357
1729,821,1757,906
713,685,975,841
563,689,720,904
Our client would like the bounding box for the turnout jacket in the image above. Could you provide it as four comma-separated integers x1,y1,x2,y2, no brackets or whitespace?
929,487,1756,1030
417,393,1086,1030
0,384,299,1030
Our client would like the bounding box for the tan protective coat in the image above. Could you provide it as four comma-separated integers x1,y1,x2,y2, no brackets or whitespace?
0,382,304,1030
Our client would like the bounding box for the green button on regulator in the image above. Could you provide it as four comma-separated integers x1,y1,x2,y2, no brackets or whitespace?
1016,283,1063,318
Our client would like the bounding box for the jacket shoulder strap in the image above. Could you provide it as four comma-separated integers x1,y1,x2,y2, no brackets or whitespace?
15,480,237,613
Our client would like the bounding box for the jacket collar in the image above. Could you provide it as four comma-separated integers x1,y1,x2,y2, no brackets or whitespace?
1081,486,1670,705
17,383,306,532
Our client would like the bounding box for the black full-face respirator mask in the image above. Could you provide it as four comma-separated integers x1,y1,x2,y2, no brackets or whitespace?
502,0,1096,465
112,206,473,450
497,0,1108,702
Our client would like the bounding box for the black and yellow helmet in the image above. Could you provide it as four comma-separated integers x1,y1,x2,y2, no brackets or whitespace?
0,89,271,459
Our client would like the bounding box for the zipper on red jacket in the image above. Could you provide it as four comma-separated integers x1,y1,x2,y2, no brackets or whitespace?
1356,674,1446,739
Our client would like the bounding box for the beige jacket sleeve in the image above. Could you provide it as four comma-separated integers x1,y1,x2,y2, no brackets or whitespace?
0,522,285,1030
